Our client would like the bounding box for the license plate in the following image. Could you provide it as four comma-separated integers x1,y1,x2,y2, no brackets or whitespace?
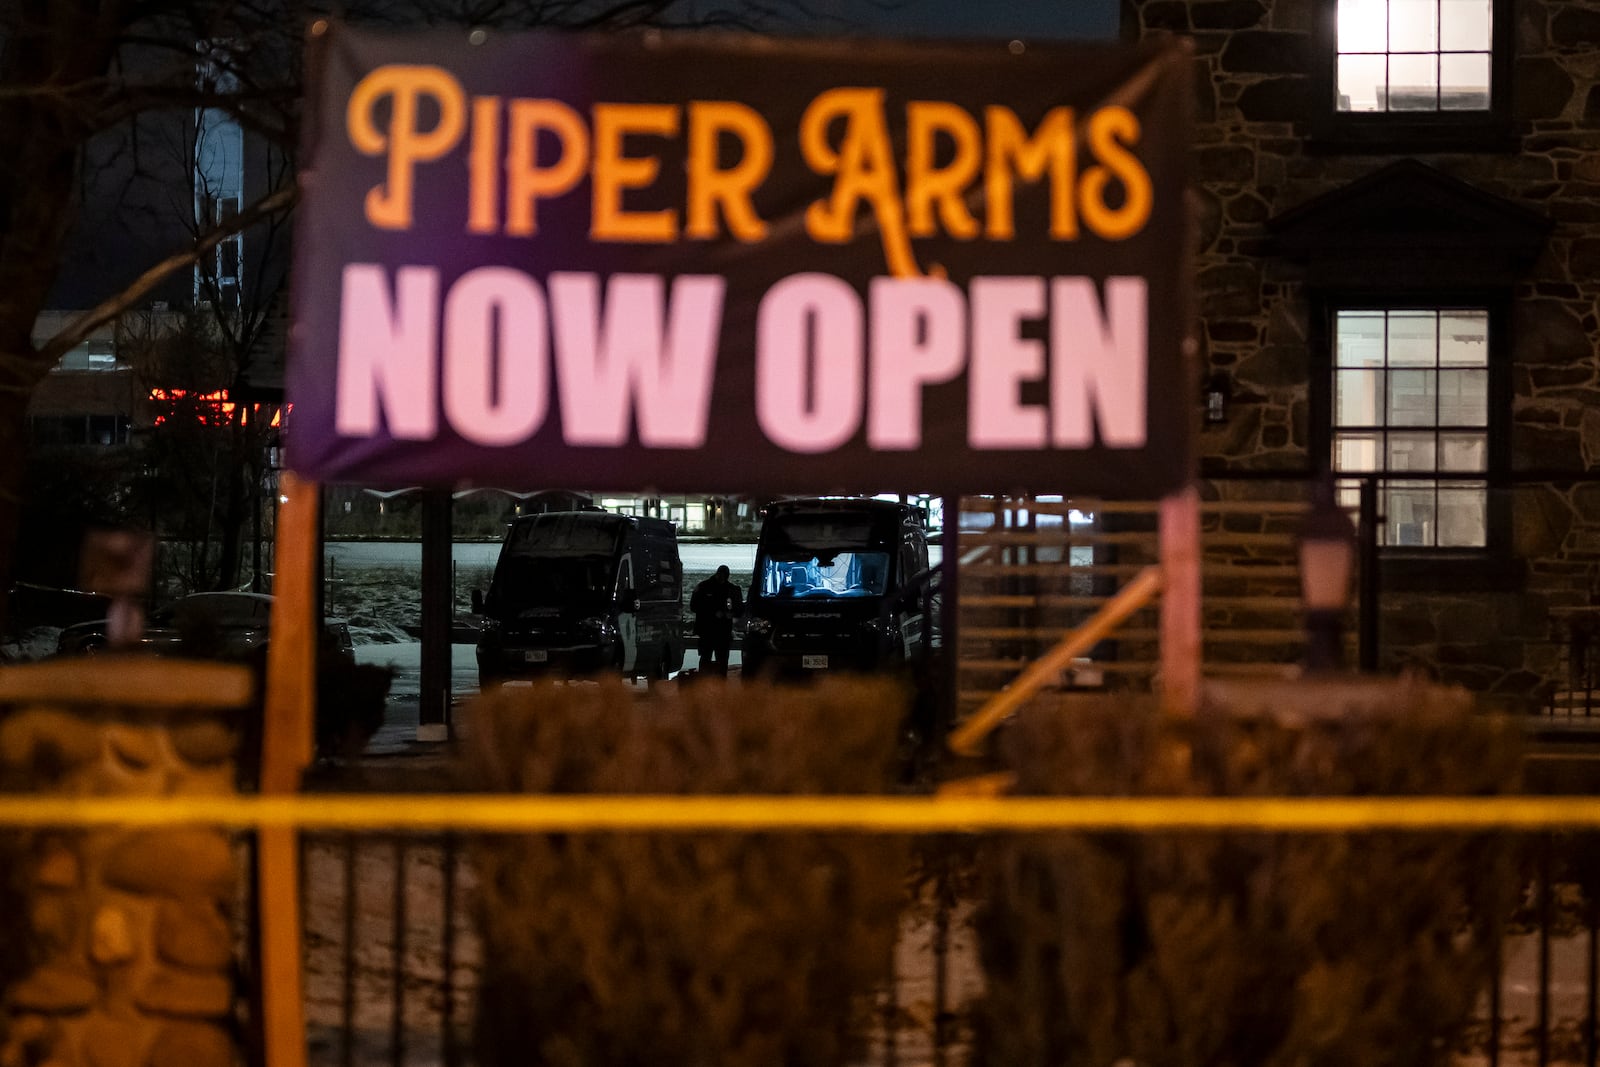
802,654,828,669
524,650,549,663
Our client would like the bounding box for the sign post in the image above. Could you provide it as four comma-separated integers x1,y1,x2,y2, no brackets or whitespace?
261,471,319,1067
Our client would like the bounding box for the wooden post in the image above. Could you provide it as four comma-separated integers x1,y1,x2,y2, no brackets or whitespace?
260,470,319,1067
263,470,319,787
1159,484,1202,716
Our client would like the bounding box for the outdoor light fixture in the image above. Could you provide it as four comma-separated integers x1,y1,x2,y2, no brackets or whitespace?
1204,372,1232,424
1299,477,1357,673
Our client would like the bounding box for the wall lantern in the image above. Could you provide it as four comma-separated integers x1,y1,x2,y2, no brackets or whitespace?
1204,372,1232,424
1299,477,1357,673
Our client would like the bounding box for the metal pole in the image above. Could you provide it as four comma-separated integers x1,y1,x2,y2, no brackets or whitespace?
940,494,960,745
1304,612,1344,673
1587,865,1597,1067
1540,835,1552,1067
442,833,460,1067
341,834,357,1067
1358,478,1379,672
419,490,453,742
390,836,406,1067
252,455,263,593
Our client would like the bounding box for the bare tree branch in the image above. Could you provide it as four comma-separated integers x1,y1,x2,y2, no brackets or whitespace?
37,182,298,366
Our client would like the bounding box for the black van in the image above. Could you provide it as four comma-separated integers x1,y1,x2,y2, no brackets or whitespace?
742,497,934,677
473,510,685,686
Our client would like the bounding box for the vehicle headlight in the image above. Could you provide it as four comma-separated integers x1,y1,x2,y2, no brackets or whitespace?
746,617,772,637
578,616,612,634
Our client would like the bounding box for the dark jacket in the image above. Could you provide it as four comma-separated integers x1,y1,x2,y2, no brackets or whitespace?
690,575,743,639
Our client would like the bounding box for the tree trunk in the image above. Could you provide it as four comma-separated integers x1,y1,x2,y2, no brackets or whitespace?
0,2,134,634
0,385,35,639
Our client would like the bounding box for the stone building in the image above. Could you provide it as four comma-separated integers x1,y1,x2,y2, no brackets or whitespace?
1121,0,1600,705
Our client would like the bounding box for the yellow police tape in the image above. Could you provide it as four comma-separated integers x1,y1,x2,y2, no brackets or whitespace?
0,794,1599,833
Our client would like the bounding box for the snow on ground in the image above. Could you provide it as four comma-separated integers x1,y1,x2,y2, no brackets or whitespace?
0,626,62,663
326,541,757,648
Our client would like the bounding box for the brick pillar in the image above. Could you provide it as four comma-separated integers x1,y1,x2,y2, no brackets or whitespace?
0,659,254,1067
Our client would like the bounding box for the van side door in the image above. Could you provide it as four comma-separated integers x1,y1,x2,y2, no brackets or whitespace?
616,552,639,673
898,527,930,657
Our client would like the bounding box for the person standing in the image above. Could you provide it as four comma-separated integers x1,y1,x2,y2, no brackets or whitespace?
690,565,743,675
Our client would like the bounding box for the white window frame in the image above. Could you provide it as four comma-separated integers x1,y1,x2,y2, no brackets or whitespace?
1330,305,1492,550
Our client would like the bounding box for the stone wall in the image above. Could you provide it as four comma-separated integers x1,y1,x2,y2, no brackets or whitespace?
1126,0,1600,699
0,660,248,1067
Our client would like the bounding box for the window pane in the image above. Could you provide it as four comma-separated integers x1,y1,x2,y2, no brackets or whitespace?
1387,311,1437,366
1336,479,1364,512
1390,0,1439,50
1438,368,1487,425
1336,311,1387,366
1440,0,1491,50
87,415,120,446
1440,310,1489,365
1386,53,1440,110
1388,369,1437,426
1339,0,1389,51
1439,52,1491,109
1437,482,1487,547
1337,369,1384,426
1337,54,1389,111
1440,432,1487,471
1386,481,1436,546
1388,432,1437,471
1335,432,1382,471
1331,306,1494,554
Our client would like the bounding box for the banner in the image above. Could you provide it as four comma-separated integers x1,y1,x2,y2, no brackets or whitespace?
289,25,1193,496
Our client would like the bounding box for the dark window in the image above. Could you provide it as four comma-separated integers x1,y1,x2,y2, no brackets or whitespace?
87,415,129,446
29,415,130,447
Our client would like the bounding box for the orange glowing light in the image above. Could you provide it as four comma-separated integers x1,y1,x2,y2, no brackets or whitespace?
147,388,291,428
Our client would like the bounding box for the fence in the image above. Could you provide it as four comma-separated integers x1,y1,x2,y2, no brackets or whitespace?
281,820,1600,1067
278,825,1600,1067
13,749,1600,1065
16,471,1600,1066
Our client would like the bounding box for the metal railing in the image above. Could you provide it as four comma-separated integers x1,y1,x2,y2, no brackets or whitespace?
275,823,1600,1067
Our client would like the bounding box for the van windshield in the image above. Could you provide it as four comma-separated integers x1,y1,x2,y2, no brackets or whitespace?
504,514,621,556
489,555,613,611
489,514,622,612
755,513,893,599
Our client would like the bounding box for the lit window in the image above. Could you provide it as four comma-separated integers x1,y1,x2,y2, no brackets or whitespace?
55,340,124,372
1336,0,1492,112
1332,308,1488,548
